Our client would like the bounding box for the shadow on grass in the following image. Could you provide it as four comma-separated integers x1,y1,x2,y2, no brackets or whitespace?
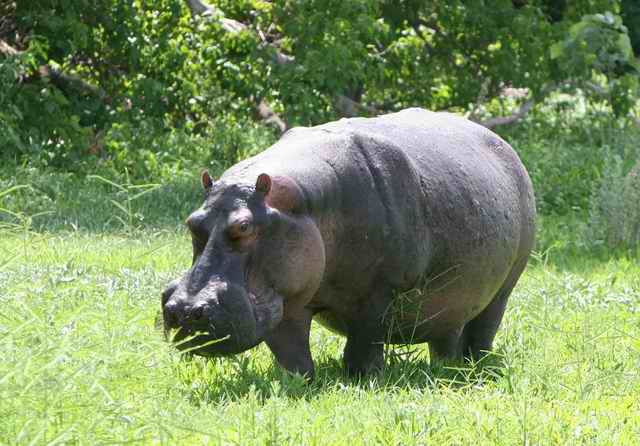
177,346,508,406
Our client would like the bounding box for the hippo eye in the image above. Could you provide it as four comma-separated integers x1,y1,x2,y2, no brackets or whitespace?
229,219,254,240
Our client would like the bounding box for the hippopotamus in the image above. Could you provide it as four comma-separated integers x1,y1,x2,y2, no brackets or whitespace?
161,108,536,378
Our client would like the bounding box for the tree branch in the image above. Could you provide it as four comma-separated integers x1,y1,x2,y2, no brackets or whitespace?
335,94,378,118
471,84,556,129
0,2,17,41
187,0,293,65
0,39,20,56
466,78,491,123
184,0,214,16
38,64,106,99
256,99,287,133
475,97,536,129
182,0,289,132
2,39,106,99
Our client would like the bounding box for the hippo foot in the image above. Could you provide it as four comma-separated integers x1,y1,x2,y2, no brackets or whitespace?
343,337,384,377
265,312,315,381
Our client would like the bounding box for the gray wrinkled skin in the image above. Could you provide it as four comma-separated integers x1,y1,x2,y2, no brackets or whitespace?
162,108,536,378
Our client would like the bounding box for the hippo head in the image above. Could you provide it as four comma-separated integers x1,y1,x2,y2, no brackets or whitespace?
162,171,325,356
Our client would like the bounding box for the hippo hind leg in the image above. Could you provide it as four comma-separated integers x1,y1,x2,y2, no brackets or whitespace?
343,329,385,377
428,254,529,363
458,284,512,361
459,254,530,361
427,285,510,364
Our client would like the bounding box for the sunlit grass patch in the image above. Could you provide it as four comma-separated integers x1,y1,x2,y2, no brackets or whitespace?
2,169,640,444
2,227,639,444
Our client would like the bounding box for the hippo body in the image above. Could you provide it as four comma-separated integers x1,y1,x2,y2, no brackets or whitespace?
162,108,536,377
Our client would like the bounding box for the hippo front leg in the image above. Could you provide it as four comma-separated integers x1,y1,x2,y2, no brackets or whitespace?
265,308,314,380
344,330,384,377
343,287,392,377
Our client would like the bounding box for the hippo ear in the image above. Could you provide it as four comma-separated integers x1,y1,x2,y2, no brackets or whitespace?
263,175,305,214
255,173,272,195
201,170,213,190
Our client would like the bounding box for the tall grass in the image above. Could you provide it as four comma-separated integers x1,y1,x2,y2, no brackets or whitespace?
1,227,638,444
1,160,639,444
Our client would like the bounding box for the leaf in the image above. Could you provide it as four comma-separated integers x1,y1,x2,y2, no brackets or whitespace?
128,183,160,190
615,34,634,61
549,42,564,60
0,185,30,200
0,207,23,220
88,175,127,192
114,215,128,228
109,199,129,216
129,187,160,202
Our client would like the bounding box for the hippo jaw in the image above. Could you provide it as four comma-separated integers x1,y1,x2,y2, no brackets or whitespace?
163,282,284,356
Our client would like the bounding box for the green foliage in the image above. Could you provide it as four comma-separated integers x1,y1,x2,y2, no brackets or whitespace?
1,0,639,221
621,0,640,54
272,0,382,123
499,95,640,215
101,115,276,181
586,156,640,252
0,35,92,162
550,12,637,76
371,1,554,109
1,0,273,171
550,10,639,114
2,0,638,178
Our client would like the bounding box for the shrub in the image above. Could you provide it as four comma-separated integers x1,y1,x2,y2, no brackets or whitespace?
101,114,277,181
586,156,640,252
500,96,640,215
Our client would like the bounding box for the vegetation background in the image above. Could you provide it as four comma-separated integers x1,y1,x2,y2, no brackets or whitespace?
1,0,639,444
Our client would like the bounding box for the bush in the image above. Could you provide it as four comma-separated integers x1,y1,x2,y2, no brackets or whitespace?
101,114,277,181
2,0,638,172
500,97,640,215
586,156,640,252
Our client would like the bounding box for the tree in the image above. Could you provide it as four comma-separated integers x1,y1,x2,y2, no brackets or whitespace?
1,0,638,166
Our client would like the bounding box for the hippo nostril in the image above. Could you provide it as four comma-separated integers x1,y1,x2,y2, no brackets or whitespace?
161,278,181,306
163,301,181,328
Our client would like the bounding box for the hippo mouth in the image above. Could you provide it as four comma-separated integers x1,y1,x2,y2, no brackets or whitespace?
169,329,254,357
169,330,232,356
165,290,283,357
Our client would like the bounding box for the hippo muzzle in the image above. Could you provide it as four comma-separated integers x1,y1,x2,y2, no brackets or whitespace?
162,279,282,356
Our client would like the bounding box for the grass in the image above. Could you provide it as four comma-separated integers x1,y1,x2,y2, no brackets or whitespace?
1,170,639,445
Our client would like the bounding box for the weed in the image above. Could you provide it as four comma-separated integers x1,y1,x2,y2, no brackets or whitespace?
88,170,160,231
587,156,640,253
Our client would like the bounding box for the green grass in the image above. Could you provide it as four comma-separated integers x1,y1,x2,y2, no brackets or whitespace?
1,172,639,445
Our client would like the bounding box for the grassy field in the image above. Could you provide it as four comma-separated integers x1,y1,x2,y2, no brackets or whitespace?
1,173,639,445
